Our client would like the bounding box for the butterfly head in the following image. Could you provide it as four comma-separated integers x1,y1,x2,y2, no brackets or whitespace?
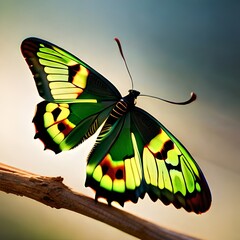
121,90,140,107
128,89,140,98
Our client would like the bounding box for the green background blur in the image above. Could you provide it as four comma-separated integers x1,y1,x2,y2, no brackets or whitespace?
0,1,239,239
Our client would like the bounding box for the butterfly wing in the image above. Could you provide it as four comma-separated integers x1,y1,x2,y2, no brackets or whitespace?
33,100,115,153
21,38,121,153
86,106,211,213
85,113,146,206
21,37,121,102
131,107,211,213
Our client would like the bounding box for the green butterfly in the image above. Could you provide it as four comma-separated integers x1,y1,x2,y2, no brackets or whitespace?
21,37,211,213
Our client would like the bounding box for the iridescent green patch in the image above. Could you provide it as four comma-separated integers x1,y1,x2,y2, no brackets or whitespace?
100,175,113,191
170,170,186,196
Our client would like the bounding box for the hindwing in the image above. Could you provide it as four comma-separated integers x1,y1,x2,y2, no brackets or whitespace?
132,107,211,213
85,106,211,213
86,113,146,206
33,101,115,153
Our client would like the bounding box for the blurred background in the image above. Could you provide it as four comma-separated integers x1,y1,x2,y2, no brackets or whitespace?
0,1,239,239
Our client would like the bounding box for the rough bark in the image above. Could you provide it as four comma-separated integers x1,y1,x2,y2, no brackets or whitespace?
0,162,198,240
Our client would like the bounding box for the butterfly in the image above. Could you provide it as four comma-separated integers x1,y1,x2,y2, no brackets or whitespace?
21,37,211,214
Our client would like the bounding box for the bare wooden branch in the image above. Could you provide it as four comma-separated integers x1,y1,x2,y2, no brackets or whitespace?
0,162,198,240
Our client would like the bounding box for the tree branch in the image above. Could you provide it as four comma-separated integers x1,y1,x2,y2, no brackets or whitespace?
0,162,197,240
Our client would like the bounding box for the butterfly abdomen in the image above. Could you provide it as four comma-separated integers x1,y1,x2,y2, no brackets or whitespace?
109,100,128,121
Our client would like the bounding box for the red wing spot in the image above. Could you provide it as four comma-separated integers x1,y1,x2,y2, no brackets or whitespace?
62,120,75,136
100,155,125,180
57,120,75,136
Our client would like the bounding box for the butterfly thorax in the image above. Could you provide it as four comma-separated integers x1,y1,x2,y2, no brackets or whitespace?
95,90,140,143
109,90,140,120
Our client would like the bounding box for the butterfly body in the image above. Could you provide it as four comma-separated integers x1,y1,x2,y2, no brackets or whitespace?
21,37,211,213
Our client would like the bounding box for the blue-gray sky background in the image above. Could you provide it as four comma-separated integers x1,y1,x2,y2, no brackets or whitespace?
0,1,239,239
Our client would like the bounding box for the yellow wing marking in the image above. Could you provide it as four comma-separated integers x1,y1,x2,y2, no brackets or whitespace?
125,133,142,190
43,103,76,145
44,103,70,128
143,147,158,186
147,131,169,154
38,44,89,100
89,154,126,193
100,175,112,191
46,119,75,145
170,169,187,195
88,133,143,193
72,65,89,89
143,131,202,196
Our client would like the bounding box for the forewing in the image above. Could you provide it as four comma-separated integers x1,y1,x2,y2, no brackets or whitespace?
131,107,211,213
21,37,121,102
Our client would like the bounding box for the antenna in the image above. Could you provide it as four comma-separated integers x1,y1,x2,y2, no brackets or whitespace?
140,92,197,105
114,37,196,106
114,38,134,90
